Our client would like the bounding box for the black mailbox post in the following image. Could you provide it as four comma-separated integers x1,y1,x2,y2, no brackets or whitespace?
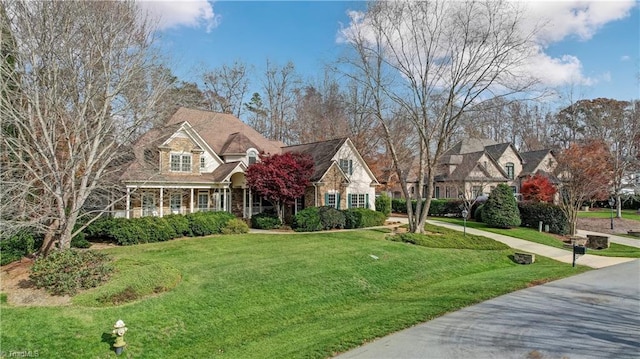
573,245,586,267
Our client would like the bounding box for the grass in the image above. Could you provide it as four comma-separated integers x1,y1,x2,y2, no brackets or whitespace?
1,230,589,359
578,209,640,221
433,218,640,258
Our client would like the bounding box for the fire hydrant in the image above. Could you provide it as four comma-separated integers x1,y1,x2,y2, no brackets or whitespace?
112,319,128,355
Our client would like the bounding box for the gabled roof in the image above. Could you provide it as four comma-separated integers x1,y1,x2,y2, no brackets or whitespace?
521,149,553,175
282,137,347,182
220,132,260,156
167,107,283,155
484,142,523,164
443,151,507,182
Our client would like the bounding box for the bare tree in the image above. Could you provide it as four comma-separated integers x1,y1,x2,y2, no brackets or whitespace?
202,60,250,118
261,60,300,144
292,71,350,144
0,1,170,254
341,0,540,232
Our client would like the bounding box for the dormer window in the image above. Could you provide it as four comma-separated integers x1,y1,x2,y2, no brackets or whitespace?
200,157,206,169
248,150,258,165
171,153,192,172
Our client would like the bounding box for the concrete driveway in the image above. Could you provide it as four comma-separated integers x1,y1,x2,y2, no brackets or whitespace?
334,259,640,359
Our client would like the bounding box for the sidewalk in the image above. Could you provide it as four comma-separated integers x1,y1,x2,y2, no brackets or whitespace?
389,216,635,269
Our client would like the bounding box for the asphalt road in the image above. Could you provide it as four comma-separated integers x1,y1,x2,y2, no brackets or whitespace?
335,259,640,359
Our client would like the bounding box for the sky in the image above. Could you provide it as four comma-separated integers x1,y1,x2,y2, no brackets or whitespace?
140,0,640,104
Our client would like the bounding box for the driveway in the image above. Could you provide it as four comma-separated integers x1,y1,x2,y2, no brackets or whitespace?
334,259,640,359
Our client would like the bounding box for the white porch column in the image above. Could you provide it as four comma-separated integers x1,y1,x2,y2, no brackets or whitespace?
223,187,228,212
159,187,164,217
126,187,131,219
242,188,246,218
190,188,194,214
248,188,253,218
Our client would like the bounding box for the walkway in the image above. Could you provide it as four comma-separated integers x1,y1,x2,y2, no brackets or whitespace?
388,216,636,269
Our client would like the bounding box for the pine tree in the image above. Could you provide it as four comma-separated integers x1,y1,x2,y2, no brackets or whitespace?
483,184,521,229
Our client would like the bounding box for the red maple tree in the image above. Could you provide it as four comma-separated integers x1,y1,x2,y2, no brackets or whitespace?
521,174,557,202
555,140,613,235
246,152,315,220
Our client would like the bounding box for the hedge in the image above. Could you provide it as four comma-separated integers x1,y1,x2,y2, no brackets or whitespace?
251,212,282,230
293,207,323,232
343,208,386,229
375,193,392,217
82,211,235,246
0,230,43,266
518,201,568,235
318,206,346,230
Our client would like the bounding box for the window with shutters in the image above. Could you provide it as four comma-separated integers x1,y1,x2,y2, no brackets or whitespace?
339,159,352,175
349,193,367,208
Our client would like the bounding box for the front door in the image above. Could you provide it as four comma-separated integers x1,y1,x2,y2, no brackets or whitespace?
142,192,156,217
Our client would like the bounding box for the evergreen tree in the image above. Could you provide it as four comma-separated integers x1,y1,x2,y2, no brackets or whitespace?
483,184,521,229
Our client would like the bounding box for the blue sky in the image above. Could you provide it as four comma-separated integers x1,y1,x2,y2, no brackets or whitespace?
142,1,639,103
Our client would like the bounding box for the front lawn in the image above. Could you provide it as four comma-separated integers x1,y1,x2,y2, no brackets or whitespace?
578,209,640,221
433,218,640,258
1,230,587,359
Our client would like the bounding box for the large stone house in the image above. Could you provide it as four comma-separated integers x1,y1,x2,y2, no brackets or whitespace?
118,108,378,218
404,139,556,200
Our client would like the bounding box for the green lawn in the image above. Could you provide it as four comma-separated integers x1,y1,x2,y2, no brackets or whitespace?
432,218,640,258
578,209,640,221
1,229,588,359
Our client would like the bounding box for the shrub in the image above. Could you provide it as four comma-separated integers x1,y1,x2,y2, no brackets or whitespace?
186,211,235,236
518,201,569,235
110,218,150,245
165,214,192,237
0,230,43,266
293,207,323,232
71,233,91,249
251,212,282,229
343,208,386,229
83,216,115,241
222,218,250,234
428,200,447,216
30,249,112,295
482,184,521,229
375,193,392,217
474,204,485,223
392,198,407,214
318,206,346,230
138,217,177,242
443,200,465,216
470,199,487,220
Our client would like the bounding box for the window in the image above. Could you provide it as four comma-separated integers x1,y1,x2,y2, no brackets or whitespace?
200,157,205,169
349,193,368,208
326,193,338,208
434,186,440,199
142,193,156,217
472,186,483,198
198,192,209,211
511,186,518,194
506,162,514,180
170,154,192,172
445,187,451,199
339,159,353,175
248,150,258,165
170,194,182,214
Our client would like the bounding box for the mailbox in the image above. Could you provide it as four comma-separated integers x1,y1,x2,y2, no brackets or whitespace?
573,245,586,255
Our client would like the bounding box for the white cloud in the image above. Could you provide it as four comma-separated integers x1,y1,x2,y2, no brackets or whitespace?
339,1,635,92
137,0,220,32
621,55,631,62
522,1,635,45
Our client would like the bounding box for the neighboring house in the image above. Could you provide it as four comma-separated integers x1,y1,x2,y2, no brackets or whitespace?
620,171,640,195
405,139,557,200
118,107,378,219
